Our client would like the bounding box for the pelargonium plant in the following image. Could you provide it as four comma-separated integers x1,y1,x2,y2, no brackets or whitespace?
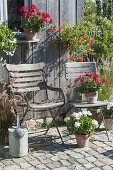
101,102,113,119
17,4,53,33
52,21,96,61
64,109,98,135
68,72,109,94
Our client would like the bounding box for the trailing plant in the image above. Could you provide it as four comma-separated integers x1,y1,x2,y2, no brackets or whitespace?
0,24,16,53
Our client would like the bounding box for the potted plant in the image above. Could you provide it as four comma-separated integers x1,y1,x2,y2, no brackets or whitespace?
69,72,109,103
64,109,98,147
52,20,96,62
101,102,113,130
17,4,53,40
0,24,16,53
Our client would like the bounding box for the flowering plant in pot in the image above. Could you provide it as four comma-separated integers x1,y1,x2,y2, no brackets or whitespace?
100,102,113,130
69,72,109,103
53,21,95,61
17,4,53,40
64,109,98,147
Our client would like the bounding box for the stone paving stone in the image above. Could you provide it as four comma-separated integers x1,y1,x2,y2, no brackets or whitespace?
102,165,113,170
83,163,95,169
50,156,59,161
29,159,41,166
3,165,21,170
12,158,26,164
35,164,48,169
93,160,105,167
70,152,84,159
24,167,36,170
46,161,62,169
91,168,101,170
85,156,97,162
60,160,71,166
53,167,70,170
76,158,89,164
20,162,32,169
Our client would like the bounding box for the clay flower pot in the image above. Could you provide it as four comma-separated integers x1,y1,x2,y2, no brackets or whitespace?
24,29,37,41
75,134,90,148
85,91,98,104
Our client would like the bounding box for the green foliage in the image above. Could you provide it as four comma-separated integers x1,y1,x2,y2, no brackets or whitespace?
98,66,113,101
0,24,16,53
102,103,113,119
64,110,98,135
56,21,96,61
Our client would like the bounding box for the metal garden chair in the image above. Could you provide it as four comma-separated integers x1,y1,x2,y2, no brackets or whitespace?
6,62,65,143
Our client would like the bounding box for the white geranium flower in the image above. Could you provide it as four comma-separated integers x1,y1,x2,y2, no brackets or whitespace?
92,119,99,128
87,110,92,116
71,112,81,120
97,109,101,113
82,109,92,116
74,122,81,128
2,42,4,46
107,102,113,110
64,117,70,122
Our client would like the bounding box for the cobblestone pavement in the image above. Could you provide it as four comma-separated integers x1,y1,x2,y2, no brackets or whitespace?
1,127,113,170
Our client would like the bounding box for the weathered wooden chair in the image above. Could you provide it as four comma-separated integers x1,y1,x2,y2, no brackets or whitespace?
6,62,65,143
65,62,97,102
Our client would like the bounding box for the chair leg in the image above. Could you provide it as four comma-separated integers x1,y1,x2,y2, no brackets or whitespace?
45,108,64,144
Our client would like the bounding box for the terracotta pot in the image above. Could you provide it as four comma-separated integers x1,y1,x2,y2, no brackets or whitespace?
85,91,98,104
75,134,90,148
24,29,37,41
104,119,113,130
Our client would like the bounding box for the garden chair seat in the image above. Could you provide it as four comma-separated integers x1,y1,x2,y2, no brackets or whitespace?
29,101,64,110
6,62,65,143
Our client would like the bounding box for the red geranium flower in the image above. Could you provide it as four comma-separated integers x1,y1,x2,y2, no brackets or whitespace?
18,4,53,33
78,41,82,46
76,57,84,62
68,56,74,61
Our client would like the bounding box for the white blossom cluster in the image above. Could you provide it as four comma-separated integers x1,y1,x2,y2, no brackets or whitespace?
64,109,99,128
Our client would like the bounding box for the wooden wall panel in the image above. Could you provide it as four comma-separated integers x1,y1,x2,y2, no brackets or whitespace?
8,0,84,119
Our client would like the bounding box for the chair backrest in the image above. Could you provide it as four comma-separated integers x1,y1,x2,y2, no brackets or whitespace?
6,62,45,93
66,62,96,80
65,62,97,102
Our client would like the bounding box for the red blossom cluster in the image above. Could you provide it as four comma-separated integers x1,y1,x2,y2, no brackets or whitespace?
68,56,84,62
67,72,109,93
49,25,62,33
17,4,53,32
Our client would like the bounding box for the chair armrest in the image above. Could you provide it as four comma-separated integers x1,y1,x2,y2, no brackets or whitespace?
46,85,65,103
